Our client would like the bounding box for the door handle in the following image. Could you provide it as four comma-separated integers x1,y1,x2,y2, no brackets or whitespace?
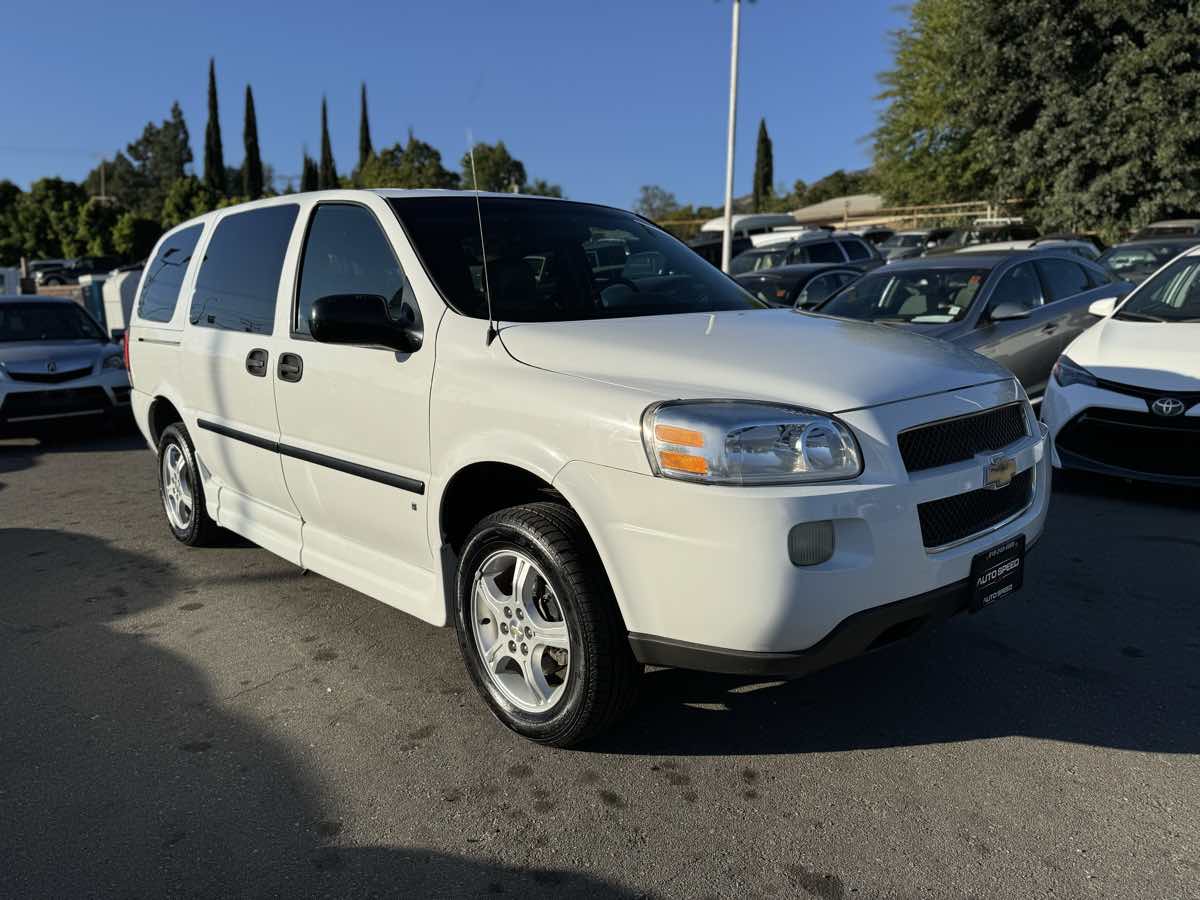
1040,323,1059,333
245,348,268,377
278,352,304,383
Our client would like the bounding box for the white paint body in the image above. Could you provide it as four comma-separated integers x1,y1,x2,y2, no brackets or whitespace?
129,190,1050,657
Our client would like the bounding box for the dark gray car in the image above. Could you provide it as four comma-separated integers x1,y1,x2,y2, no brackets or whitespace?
812,251,1133,400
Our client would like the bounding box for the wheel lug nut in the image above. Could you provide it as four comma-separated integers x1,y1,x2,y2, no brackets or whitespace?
520,643,528,655
524,626,532,638
508,640,516,652
500,622,508,633
516,608,524,619
504,607,512,618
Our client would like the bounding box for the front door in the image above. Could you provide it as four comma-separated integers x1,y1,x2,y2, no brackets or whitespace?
972,260,1064,399
271,199,438,619
181,202,303,563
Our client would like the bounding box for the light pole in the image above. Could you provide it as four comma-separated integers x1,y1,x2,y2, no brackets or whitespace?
721,0,742,273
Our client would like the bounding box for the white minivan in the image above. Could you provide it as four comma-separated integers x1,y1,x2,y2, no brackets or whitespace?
128,190,1050,746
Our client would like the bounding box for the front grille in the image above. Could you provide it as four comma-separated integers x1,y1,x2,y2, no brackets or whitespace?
1094,378,1200,412
917,468,1033,549
0,387,110,422
898,403,1028,473
1056,407,1200,478
5,366,93,384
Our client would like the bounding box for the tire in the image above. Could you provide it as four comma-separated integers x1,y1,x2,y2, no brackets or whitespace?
157,422,221,546
453,502,642,747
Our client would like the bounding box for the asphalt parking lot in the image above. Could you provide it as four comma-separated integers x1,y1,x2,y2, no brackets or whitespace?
1,428,1197,898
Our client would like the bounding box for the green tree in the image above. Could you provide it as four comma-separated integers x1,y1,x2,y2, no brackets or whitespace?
795,169,876,207
318,98,338,189
204,59,227,196
71,199,122,257
8,178,88,261
460,140,525,192
633,185,679,220
301,152,320,192
358,82,373,172
112,212,162,261
0,180,24,265
161,176,217,229
125,102,194,219
752,118,774,212
358,133,460,189
242,85,265,199
524,178,563,198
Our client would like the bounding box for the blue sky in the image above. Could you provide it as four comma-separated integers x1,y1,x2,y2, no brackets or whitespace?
2,1,907,209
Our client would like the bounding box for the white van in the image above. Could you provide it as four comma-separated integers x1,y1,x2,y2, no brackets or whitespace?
128,190,1050,746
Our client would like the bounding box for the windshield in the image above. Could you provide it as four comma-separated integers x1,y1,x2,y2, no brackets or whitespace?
1116,255,1200,322
881,234,923,249
0,302,106,342
818,267,990,323
1100,244,1190,282
390,197,764,322
730,250,787,275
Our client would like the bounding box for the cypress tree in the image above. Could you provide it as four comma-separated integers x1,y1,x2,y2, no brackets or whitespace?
752,118,773,212
358,83,373,169
204,58,227,196
242,85,264,199
318,98,338,189
301,151,319,192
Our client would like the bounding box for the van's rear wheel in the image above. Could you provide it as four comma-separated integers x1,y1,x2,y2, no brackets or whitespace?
454,502,642,747
157,423,220,546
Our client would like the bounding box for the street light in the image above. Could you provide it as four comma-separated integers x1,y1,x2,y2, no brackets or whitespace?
720,0,742,273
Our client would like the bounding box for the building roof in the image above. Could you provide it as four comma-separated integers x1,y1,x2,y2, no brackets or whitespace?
791,193,885,224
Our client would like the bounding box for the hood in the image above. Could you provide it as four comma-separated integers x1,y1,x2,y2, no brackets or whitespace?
0,340,113,374
1064,318,1200,391
498,309,1010,413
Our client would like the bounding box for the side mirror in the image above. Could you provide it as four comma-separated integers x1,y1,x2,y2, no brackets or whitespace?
109,327,125,342
989,301,1031,322
1087,297,1119,318
310,294,422,353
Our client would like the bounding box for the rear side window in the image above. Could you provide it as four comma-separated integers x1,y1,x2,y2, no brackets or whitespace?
295,203,415,336
991,262,1044,311
137,224,203,323
1035,259,1090,302
189,205,299,335
839,240,870,261
803,241,845,264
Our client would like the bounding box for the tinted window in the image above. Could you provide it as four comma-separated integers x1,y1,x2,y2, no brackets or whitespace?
802,241,844,264
1035,259,1090,302
991,262,1043,311
1117,256,1200,322
820,267,989,323
797,272,844,308
839,240,870,261
189,205,299,334
295,204,416,336
137,224,202,323
389,197,763,322
0,302,106,342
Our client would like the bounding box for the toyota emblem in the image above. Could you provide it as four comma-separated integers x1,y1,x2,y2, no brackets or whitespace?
1151,397,1185,417
46,360,57,373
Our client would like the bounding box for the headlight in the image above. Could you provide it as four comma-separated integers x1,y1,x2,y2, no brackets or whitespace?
102,352,125,370
1052,355,1096,388
642,400,863,485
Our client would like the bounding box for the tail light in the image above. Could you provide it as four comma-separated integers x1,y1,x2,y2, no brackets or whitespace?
123,330,133,386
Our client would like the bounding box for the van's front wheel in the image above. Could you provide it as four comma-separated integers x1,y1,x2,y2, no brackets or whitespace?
454,502,642,747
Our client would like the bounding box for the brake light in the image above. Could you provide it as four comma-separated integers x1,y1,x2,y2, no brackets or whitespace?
123,330,133,385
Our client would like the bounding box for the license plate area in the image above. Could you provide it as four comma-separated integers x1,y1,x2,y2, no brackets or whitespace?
970,534,1025,611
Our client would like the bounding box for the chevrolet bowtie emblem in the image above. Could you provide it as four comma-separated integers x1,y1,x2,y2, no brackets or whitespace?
983,454,1017,490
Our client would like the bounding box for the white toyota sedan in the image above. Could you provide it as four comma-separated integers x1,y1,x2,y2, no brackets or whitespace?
1043,245,1200,485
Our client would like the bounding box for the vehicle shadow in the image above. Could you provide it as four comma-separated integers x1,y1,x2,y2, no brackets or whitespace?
0,527,644,898
0,425,147,493
593,480,1200,758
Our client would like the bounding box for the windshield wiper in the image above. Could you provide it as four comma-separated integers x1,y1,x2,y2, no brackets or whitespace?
1114,311,1166,322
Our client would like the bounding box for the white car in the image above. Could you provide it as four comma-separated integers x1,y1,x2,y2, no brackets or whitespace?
0,296,130,433
1043,246,1200,485
127,190,1050,746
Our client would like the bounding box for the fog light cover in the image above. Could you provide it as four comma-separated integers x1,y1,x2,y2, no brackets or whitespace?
788,521,835,566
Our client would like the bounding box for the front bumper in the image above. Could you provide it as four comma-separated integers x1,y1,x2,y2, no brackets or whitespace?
555,380,1049,664
1042,379,1200,485
0,373,130,429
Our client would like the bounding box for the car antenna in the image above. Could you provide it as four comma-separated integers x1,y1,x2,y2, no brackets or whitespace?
467,131,498,346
